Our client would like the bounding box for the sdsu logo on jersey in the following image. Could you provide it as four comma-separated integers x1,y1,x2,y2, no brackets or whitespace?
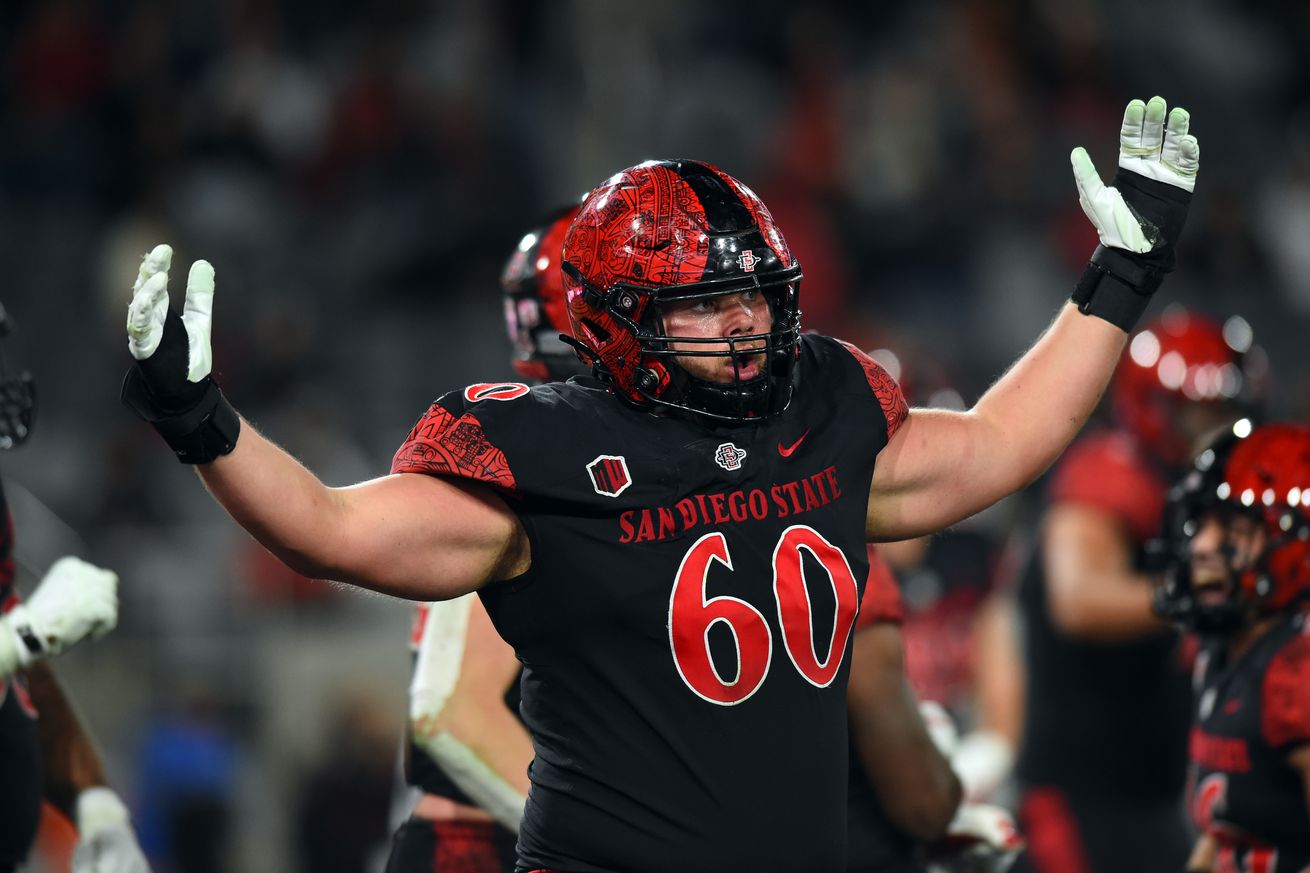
715,443,748,471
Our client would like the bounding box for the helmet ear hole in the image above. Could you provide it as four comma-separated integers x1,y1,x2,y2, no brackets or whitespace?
579,317,611,344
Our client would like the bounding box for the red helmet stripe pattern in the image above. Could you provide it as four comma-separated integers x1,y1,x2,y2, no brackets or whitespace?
568,163,711,291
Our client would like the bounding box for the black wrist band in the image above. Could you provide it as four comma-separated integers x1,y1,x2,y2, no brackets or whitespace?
1070,245,1163,332
121,369,241,464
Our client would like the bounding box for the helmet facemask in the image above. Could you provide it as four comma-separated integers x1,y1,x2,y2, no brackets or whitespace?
565,260,802,424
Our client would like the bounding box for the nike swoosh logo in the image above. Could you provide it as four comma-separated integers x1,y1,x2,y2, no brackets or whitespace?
778,431,810,458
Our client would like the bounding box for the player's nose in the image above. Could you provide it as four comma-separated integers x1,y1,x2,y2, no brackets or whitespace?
722,292,761,337
1189,515,1226,557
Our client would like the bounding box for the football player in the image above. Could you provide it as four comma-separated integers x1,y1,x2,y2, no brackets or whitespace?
1012,310,1263,873
123,97,1199,872
1155,423,1310,873
0,306,149,873
386,206,583,873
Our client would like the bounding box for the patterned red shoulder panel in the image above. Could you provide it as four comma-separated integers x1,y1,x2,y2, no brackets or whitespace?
1262,625,1310,749
391,404,516,491
837,341,909,440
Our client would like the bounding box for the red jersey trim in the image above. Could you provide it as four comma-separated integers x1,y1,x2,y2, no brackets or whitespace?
836,341,909,441
856,546,904,628
391,404,516,491
1262,626,1310,749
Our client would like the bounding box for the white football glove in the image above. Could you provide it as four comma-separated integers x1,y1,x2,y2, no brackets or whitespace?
926,803,1025,873
72,788,151,873
126,243,214,382
1071,95,1199,254
919,700,960,758
0,557,118,672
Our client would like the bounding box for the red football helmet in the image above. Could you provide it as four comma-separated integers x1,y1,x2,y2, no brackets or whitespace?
1112,309,1262,465
501,204,589,383
1155,422,1310,632
560,159,803,422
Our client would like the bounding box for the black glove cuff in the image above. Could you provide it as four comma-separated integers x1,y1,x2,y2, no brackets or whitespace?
121,368,240,464
1071,253,1155,332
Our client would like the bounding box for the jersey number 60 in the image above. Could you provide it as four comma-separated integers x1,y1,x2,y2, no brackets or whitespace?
669,525,861,705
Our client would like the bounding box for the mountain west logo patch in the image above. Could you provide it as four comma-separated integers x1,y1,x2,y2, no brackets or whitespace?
714,442,748,471
587,455,632,497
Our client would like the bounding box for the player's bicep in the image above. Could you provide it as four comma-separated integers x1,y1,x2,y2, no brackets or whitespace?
330,473,528,600
867,408,1008,540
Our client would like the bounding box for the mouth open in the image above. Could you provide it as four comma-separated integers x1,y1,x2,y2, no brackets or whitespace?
1192,579,1230,606
726,348,766,381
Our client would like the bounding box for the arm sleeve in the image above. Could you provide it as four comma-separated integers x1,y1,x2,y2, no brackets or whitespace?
1263,630,1310,751
836,341,910,441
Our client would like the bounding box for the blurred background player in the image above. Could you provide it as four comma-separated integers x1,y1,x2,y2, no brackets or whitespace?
385,205,583,873
0,303,149,872
1013,309,1264,873
1154,422,1310,873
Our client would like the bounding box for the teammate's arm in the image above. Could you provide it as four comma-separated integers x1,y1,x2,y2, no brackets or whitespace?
846,622,961,840
121,245,528,601
26,663,150,871
1041,505,1165,638
959,589,1022,799
410,596,532,830
867,97,1198,541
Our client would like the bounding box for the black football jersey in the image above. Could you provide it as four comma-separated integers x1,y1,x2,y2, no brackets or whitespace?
391,334,907,873
1017,431,1192,801
1188,610,1310,871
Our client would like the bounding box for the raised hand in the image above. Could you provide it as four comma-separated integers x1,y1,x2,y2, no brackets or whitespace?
121,244,239,463
1069,96,1199,330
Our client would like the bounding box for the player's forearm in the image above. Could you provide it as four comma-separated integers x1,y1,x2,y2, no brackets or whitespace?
971,304,1127,494
439,703,534,797
195,416,348,580
25,662,108,819
1047,571,1167,639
